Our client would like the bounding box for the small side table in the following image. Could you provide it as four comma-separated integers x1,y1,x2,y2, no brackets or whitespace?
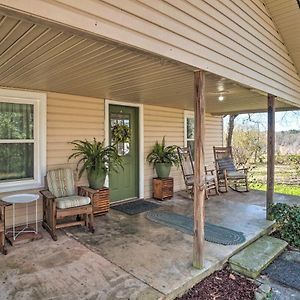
78,186,110,216
153,177,174,200
1,194,40,245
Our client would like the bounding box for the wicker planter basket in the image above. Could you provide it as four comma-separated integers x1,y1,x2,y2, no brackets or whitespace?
153,177,174,200
78,186,110,216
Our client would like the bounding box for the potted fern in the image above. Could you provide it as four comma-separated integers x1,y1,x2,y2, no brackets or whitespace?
68,138,123,189
146,137,180,178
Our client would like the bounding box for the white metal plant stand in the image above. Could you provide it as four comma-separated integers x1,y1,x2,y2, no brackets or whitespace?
2,194,39,241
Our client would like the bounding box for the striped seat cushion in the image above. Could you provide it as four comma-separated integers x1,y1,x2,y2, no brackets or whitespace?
56,195,91,209
227,171,246,179
218,170,246,179
217,158,236,172
185,175,216,185
47,168,76,198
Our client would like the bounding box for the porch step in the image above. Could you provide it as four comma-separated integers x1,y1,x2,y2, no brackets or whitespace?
229,236,288,279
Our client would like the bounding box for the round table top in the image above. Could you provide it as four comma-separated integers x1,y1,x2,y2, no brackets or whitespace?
2,193,39,204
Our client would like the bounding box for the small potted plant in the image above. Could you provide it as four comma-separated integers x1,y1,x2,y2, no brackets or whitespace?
68,138,123,189
146,137,180,178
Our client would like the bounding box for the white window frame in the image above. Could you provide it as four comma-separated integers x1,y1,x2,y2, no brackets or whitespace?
184,110,195,148
0,89,46,192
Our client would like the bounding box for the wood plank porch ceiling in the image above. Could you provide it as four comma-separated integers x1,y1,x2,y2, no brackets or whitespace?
0,12,296,115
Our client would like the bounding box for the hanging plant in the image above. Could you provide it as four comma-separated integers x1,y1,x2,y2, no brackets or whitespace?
111,123,131,144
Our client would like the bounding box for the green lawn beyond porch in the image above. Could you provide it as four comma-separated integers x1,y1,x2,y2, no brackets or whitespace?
250,183,300,197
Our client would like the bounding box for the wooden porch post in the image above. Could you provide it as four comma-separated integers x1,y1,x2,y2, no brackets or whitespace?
193,70,205,269
266,94,275,220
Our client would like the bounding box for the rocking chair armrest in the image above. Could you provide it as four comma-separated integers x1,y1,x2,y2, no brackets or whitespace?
217,169,227,175
40,189,56,200
237,167,248,174
216,169,227,179
205,168,215,175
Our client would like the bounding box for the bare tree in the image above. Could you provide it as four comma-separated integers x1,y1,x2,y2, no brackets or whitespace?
226,114,238,148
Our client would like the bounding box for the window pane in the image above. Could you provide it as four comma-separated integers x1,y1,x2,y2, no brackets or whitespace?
110,112,131,156
0,102,34,139
187,117,195,139
0,143,34,181
187,140,195,159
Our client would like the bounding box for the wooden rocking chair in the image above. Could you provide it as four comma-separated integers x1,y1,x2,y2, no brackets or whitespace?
40,168,95,241
177,146,219,199
213,146,249,193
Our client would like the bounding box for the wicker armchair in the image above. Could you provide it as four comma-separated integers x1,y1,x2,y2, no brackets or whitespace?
40,168,94,241
213,146,249,193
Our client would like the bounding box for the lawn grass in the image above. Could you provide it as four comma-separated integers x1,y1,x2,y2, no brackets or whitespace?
249,183,300,196
248,162,300,196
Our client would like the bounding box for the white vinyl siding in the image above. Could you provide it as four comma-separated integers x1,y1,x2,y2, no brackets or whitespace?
205,116,224,166
47,92,105,177
264,0,300,75
144,105,185,198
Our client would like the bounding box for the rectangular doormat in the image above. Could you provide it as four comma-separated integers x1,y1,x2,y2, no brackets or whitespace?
112,199,160,215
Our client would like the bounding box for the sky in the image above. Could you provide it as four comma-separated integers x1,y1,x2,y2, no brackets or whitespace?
274,111,300,131
224,111,300,132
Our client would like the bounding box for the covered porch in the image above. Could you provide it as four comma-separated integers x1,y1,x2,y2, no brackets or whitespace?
0,1,299,280
0,190,290,299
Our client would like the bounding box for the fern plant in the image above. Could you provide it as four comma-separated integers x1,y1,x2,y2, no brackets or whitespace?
68,138,123,179
146,137,180,167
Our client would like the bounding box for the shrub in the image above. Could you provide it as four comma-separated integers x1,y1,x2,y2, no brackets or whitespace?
270,203,300,248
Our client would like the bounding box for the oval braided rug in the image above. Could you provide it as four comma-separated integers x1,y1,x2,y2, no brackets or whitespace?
146,211,246,245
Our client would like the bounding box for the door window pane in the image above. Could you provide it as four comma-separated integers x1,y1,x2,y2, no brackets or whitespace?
110,112,131,156
0,143,34,180
0,102,34,139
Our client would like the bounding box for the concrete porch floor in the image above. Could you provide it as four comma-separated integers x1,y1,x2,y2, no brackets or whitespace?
0,190,297,300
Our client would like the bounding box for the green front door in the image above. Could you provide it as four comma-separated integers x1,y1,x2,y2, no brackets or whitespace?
109,105,139,202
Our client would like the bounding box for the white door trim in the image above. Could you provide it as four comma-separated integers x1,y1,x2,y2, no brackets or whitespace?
104,99,144,199
184,110,194,147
